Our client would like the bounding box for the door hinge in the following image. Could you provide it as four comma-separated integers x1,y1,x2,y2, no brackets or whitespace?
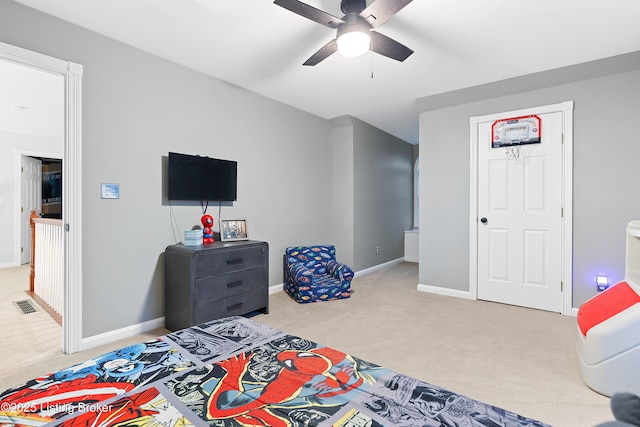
561,207,564,217
21,247,23,253
561,281,564,292
65,223,70,232
561,133,564,144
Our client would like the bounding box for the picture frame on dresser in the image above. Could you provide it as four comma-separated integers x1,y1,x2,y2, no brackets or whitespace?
220,218,248,241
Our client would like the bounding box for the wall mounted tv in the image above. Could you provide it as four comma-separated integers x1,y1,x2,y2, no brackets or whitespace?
168,152,237,201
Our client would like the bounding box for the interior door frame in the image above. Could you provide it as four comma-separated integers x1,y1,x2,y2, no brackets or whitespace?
469,101,574,316
1,41,83,353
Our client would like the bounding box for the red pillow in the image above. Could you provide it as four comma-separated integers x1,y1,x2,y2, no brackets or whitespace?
577,281,640,336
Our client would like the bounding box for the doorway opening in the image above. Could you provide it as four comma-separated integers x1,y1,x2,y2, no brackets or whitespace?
20,153,64,325
0,41,83,353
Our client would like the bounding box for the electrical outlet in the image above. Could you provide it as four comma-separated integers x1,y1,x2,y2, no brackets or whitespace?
375,246,380,255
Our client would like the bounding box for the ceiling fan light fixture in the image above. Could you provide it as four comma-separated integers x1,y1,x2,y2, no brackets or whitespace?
337,30,370,57
274,0,413,65
336,15,371,58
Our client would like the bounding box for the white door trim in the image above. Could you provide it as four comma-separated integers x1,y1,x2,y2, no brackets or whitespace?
1,42,83,353
469,101,574,316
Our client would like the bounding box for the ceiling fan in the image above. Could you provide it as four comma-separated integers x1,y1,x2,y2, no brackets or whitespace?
273,0,414,66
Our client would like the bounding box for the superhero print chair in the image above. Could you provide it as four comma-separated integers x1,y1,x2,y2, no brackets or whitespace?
284,245,353,303
577,220,640,396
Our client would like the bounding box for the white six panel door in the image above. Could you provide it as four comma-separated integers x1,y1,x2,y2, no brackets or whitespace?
477,111,563,312
21,155,42,265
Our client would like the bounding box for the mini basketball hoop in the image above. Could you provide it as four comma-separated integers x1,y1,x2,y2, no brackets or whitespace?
505,144,520,162
491,115,541,163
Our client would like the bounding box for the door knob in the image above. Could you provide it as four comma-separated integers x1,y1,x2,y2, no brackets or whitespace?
480,217,488,224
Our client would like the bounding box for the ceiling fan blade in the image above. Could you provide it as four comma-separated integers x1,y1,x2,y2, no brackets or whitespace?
274,0,344,29
370,30,414,62
303,39,338,66
360,0,413,28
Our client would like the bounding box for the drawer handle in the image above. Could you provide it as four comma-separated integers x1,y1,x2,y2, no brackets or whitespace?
227,303,243,311
227,281,243,288
227,258,243,265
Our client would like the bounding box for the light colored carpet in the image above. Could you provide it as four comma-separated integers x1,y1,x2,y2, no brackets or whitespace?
0,264,62,382
0,265,166,390
0,262,612,426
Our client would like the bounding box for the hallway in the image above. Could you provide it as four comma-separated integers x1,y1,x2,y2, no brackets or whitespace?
0,264,62,382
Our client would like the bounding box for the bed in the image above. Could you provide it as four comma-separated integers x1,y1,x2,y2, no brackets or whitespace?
0,316,551,427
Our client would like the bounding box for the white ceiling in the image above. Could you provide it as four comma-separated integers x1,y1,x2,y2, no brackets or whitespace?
0,58,64,138
6,0,640,143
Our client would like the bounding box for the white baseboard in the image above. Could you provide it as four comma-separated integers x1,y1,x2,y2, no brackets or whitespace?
0,261,20,269
81,258,408,349
80,278,579,352
269,283,284,294
268,258,406,295
416,283,475,300
417,284,580,316
81,317,166,351
355,258,405,277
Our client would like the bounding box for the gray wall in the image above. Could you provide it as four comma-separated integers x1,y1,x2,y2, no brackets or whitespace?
419,108,471,292
352,118,413,271
331,118,356,268
329,116,414,271
0,131,63,266
1,1,334,337
0,0,413,338
418,57,640,308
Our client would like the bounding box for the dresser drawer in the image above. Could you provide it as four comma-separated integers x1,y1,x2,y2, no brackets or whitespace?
195,288,267,325
195,245,265,276
195,268,266,302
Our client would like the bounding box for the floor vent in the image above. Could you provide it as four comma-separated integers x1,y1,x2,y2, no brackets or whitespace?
14,299,38,315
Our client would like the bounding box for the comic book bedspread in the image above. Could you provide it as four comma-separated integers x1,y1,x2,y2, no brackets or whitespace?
0,316,551,427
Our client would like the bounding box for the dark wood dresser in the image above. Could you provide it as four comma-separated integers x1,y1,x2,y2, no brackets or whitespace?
164,240,269,331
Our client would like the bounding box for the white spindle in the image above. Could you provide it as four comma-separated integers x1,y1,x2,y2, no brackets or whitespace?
33,219,63,316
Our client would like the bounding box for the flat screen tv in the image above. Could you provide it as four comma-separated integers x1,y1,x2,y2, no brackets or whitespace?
168,152,237,201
